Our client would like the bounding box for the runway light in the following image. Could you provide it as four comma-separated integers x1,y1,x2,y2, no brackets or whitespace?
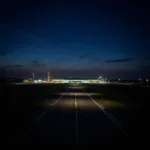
146,79,149,82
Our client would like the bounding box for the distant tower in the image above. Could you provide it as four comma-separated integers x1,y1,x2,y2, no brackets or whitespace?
48,72,50,82
32,72,34,81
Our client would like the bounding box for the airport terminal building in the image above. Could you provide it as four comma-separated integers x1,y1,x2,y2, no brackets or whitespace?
51,78,104,84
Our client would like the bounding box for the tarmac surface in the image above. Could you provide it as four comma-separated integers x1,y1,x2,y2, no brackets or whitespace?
2,83,147,149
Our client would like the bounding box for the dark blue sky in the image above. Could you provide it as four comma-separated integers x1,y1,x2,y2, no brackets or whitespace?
0,0,150,79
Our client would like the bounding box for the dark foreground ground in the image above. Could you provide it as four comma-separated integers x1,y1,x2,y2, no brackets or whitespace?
1,83,148,149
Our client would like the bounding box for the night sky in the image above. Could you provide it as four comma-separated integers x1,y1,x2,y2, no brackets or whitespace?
0,0,150,79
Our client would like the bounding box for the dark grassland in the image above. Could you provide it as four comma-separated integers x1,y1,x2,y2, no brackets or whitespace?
1,83,68,144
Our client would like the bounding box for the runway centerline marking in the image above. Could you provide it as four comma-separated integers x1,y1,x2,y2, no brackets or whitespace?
84,91,128,137
75,92,79,146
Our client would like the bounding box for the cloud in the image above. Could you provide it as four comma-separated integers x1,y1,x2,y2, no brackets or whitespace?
79,55,86,59
104,58,133,63
0,64,23,68
78,54,89,59
0,51,7,56
11,65,23,68
0,50,14,56
54,58,71,63
31,60,46,68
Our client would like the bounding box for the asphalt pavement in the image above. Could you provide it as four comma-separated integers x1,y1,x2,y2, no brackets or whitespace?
16,86,130,149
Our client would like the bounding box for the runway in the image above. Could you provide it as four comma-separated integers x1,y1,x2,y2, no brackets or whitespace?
16,85,129,149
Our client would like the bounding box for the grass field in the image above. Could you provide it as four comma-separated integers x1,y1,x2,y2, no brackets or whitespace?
1,83,68,144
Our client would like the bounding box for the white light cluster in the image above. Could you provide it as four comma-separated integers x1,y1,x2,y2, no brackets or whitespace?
34,79,43,83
